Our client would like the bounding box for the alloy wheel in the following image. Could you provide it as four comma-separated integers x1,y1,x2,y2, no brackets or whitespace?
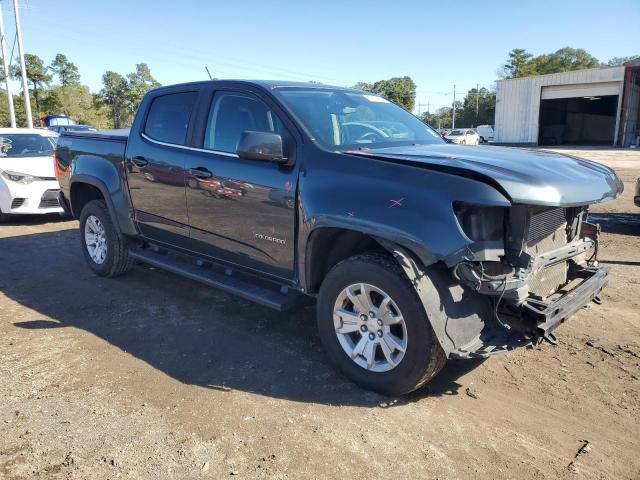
333,283,408,372
84,215,108,264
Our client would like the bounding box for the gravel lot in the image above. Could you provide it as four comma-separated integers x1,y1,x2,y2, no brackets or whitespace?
1,147,639,479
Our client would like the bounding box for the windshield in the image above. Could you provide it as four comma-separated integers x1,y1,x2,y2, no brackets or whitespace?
275,87,443,149
0,134,57,158
448,130,464,136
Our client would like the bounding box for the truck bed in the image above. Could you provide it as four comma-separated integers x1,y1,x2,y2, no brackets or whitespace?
61,129,130,142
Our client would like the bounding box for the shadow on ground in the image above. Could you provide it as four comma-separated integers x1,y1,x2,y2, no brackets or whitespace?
1,227,483,407
588,213,640,236
0,213,70,226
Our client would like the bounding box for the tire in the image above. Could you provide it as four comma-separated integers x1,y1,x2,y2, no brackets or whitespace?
79,199,133,277
187,178,199,189
317,253,446,396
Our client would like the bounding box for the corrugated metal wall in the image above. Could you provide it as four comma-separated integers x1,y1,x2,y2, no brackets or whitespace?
495,67,625,144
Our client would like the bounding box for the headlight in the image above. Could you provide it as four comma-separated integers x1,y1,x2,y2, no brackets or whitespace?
454,202,506,242
0,170,36,184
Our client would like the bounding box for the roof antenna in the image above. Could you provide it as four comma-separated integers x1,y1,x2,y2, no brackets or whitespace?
205,66,213,80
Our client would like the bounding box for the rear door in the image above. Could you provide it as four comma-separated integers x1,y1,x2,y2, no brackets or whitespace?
126,89,199,245
184,87,300,280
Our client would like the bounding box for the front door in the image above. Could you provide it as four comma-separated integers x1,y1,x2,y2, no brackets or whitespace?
126,90,199,245
185,90,298,280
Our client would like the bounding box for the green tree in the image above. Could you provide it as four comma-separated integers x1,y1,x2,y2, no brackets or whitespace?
501,47,601,79
126,63,160,115
50,84,109,128
99,71,130,128
50,53,80,86
605,55,639,67
0,89,11,126
353,76,417,111
450,87,496,127
11,53,52,122
534,47,600,75
352,81,374,92
502,48,534,78
422,106,453,129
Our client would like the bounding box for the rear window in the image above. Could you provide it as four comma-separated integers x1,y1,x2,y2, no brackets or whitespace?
144,91,198,145
0,134,56,158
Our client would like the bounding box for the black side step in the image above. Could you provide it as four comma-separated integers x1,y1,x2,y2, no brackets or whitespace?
129,248,303,312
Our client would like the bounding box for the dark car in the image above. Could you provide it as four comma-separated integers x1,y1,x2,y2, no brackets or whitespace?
51,124,97,134
43,115,96,134
635,177,640,207
55,80,623,396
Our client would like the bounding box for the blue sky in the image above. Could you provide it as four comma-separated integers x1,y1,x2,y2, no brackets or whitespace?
3,0,639,112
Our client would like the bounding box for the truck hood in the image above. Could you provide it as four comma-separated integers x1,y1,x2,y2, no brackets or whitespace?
347,144,623,207
0,155,56,178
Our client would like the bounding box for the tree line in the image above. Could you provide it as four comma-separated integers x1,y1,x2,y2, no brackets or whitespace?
355,48,637,130
0,53,160,128
0,47,635,130
501,47,638,79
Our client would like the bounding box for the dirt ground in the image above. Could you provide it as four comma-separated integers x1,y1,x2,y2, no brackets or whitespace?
1,147,639,480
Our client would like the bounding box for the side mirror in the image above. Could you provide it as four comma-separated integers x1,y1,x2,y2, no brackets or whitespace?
237,131,287,163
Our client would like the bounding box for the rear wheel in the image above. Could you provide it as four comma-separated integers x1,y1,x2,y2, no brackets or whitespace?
317,253,446,396
79,199,133,277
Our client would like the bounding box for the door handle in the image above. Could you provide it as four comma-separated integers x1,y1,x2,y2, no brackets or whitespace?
188,167,213,179
131,156,148,167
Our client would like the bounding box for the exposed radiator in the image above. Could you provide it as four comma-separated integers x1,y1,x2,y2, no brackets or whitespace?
527,208,568,298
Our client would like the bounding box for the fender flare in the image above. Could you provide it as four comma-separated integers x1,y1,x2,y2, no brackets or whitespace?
377,240,495,358
70,175,124,234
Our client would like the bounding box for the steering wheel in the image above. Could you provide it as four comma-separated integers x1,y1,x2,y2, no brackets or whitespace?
353,124,389,143
357,131,386,143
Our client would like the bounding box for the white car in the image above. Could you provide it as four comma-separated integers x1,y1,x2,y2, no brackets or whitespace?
445,128,480,145
0,128,63,221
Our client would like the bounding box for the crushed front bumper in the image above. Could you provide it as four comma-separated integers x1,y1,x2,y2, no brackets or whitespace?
523,265,609,338
451,265,609,359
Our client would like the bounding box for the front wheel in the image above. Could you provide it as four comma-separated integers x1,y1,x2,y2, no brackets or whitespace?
317,253,446,396
79,199,133,277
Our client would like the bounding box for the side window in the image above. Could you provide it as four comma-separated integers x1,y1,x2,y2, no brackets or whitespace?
204,92,284,154
144,91,198,145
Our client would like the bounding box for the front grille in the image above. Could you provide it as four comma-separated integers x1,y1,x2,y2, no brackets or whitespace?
11,198,25,209
527,207,566,248
527,207,568,298
38,189,60,209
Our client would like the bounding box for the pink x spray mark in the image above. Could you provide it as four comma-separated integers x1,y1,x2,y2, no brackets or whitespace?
346,211,355,217
284,180,293,192
388,198,404,208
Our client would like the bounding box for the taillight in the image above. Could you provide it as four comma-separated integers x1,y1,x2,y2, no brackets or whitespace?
53,148,59,177
53,147,68,178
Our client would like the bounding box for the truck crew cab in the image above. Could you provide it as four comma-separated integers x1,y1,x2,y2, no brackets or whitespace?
55,80,623,396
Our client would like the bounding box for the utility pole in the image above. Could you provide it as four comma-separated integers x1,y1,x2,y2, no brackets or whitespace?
475,83,479,127
0,2,15,127
13,0,32,128
452,84,456,129
417,102,430,116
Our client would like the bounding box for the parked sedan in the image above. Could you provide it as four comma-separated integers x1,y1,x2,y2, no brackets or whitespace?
635,177,640,207
445,129,480,145
0,128,62,221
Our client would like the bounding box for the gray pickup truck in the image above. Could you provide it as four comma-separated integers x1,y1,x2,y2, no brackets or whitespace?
55,80,623,395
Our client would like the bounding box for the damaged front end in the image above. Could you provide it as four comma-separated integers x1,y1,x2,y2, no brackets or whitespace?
447,202,608,358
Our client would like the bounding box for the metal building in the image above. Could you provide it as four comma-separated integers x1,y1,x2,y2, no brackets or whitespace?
495,60,640,147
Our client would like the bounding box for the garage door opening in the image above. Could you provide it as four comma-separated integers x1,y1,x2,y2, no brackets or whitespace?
538,95,618,145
